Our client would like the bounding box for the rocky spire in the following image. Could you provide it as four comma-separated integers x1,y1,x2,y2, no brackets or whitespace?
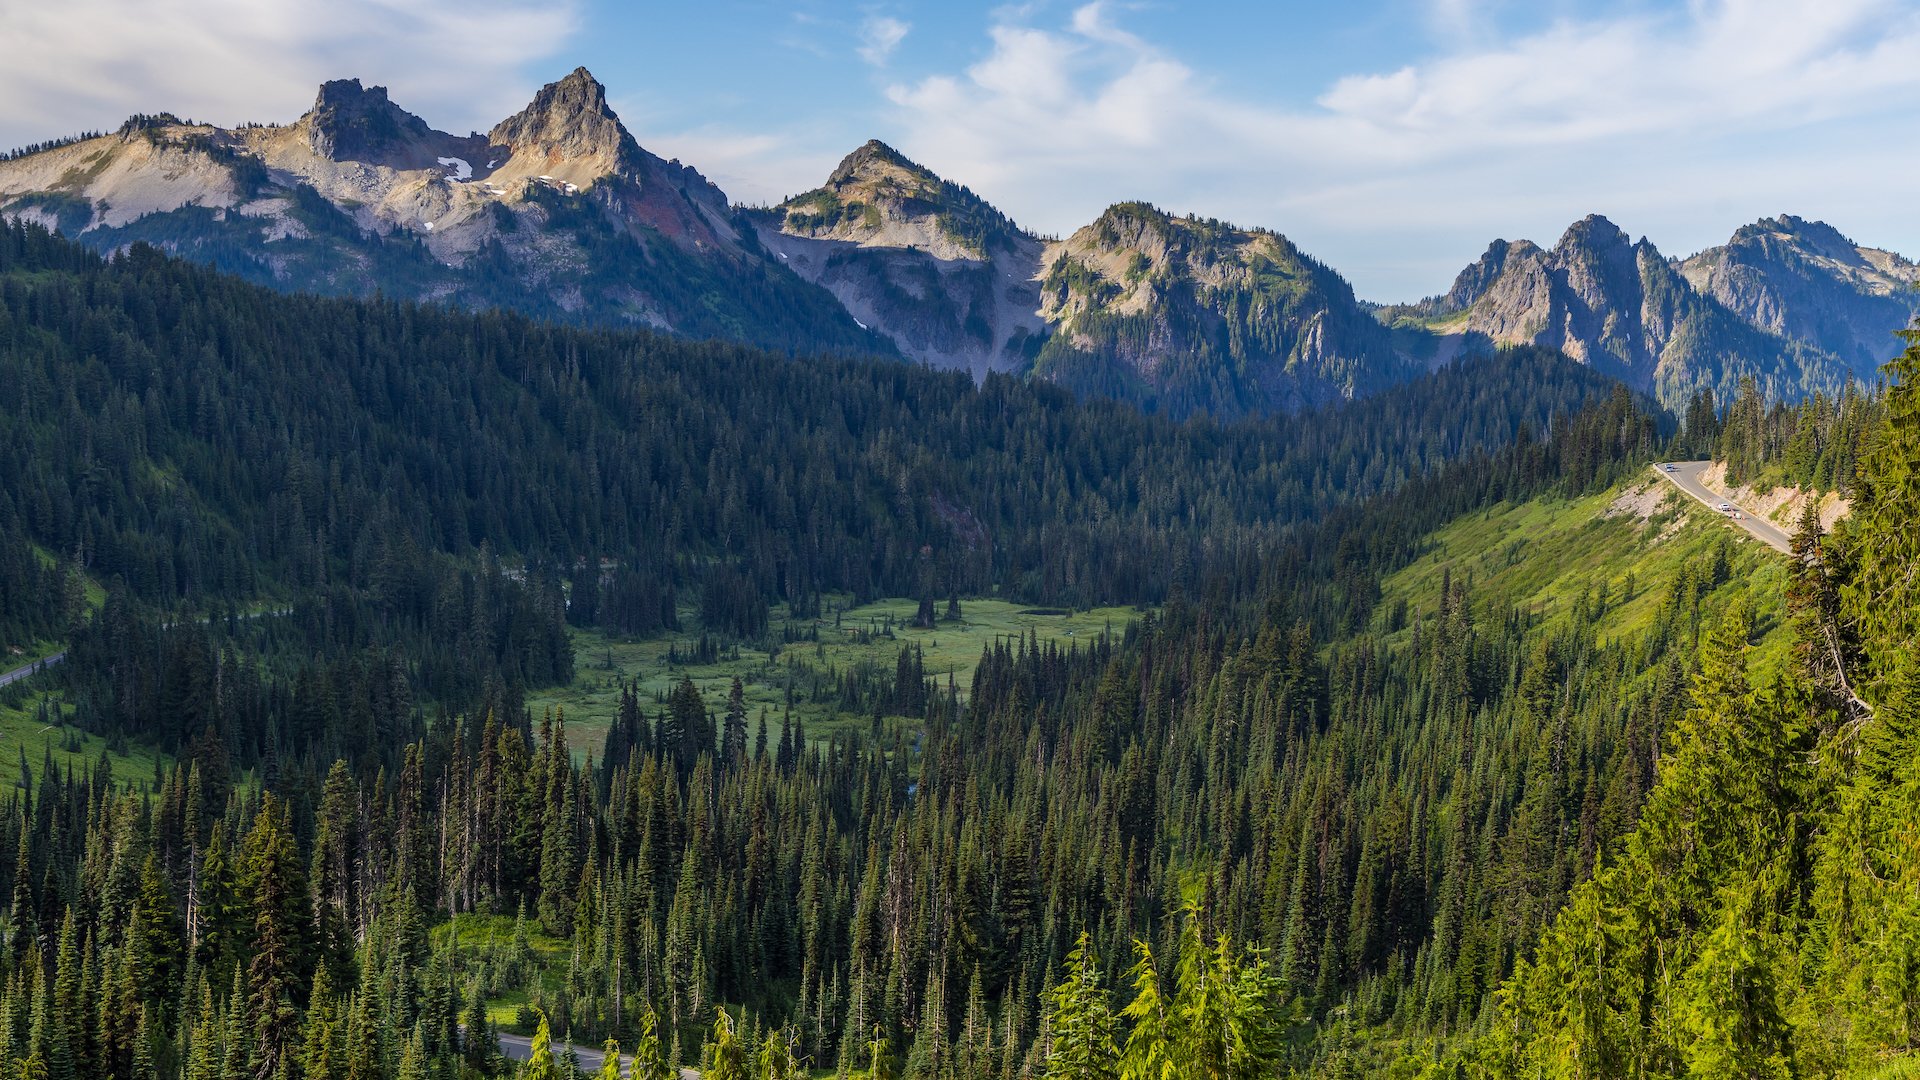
305,79,432,162
487,67,637,174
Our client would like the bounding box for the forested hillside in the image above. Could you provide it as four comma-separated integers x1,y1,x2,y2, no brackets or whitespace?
1467,331,1920,1078
0,216,1898,1080
0,219,1631,734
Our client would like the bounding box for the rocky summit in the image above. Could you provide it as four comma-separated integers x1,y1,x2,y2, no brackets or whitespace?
1,67,1914,415
1679,214,1918,375
1383,213,1870,405
0,68,880,355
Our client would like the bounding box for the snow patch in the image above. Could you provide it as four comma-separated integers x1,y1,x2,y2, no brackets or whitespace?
854,318,868,330
437,157,472,181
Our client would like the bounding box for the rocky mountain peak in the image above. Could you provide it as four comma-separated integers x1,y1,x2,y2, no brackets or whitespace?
1554,213,1632,256
827,139,918,185
305,78,433,162
487,66,637,177
1678,215,1918,373
1438,238,1541,314
774,138,1024,260
1728,214,1869,266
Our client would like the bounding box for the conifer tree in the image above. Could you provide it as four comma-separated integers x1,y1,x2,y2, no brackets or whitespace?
244,795,312,1080
523,1012,559,1080
300,968,343,1080
1042,934,1117,1080
703,1010,748,1080
722,679,749,770
629,1007,671,1080
396,1027,427,1080
593,1039,621,1080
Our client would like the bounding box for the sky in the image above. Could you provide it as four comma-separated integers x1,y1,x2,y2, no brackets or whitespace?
3,0,1919,300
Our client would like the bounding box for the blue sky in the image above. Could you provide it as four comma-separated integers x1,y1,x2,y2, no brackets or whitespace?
4,0,1919,299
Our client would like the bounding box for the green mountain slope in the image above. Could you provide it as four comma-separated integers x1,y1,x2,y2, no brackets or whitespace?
1474,334,1920,1079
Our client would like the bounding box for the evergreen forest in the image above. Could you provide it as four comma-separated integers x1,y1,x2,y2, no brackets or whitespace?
0,220,1910,1079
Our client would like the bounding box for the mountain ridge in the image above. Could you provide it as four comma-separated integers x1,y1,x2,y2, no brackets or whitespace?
2,69,1914,413
0,68,885,355
1384,213,1878,405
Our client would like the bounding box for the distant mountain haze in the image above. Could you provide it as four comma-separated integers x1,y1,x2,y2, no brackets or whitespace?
2,67,1913,414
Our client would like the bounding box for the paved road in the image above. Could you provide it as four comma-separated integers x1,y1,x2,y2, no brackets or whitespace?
0,651,65,690
1653,461,1794,554
496,1031,698,1078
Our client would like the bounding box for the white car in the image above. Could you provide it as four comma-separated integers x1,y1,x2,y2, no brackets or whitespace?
1664,464,1677,472
1718,502,1733,512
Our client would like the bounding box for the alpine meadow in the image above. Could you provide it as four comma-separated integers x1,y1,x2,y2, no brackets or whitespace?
1,6,1919,1079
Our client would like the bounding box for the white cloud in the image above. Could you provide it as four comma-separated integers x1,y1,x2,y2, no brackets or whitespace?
877,0,1920,297
0,0,578,148
858,16,911,67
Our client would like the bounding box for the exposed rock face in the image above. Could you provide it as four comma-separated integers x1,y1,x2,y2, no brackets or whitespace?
1679,215,1918,375
4,65,1907,415
1441,214,1853,404
1033,202,1419,416
1461,215,1655,379
1430,238,1539,317
0,68,877,355
305,79,436,165
760,141,1046,379
487,67,645,192
775,139,1023,261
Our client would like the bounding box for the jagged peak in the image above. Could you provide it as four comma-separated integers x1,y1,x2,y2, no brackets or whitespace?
488,66,634,163
1441,238,1540,311
778,138,1026,257
313,78,391,112
304,78,432,162
1554,213,1631,253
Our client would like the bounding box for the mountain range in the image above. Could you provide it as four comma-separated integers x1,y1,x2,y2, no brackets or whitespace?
2,66,1913,415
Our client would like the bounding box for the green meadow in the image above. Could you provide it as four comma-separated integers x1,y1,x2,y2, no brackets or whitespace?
530,597,1146,760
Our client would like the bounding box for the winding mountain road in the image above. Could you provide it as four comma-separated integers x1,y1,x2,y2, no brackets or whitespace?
1653,461,1794,554
0,651,64,690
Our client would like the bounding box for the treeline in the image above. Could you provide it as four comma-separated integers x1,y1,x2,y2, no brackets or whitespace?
0,218,1631,656
1679,375,1880,491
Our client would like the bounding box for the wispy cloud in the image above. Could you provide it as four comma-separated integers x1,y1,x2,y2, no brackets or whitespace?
858,15,910,67
878,0,1920,296
0,0,578,147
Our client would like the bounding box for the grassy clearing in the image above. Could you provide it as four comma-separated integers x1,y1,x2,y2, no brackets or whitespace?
1374,477,1793,673
531,598,1145,761
0,693,168,790
433,912,573,1030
